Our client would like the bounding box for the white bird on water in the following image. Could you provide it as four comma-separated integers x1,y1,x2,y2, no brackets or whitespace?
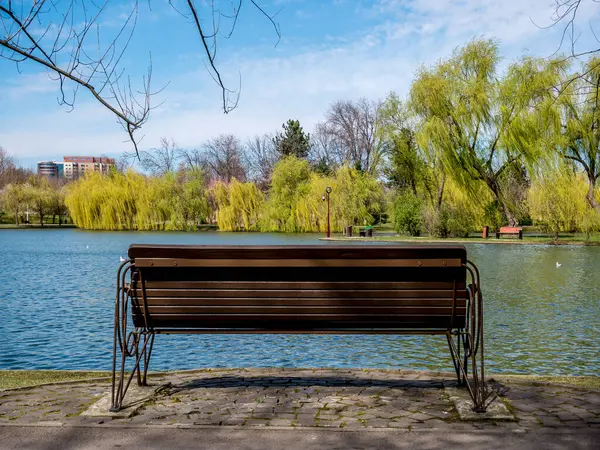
556,262,562,268
120,256,126,263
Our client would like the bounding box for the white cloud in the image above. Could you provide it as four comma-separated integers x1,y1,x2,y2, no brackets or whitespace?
2,0,600,159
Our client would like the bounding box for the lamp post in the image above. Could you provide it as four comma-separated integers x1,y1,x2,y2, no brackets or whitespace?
322,186,332,238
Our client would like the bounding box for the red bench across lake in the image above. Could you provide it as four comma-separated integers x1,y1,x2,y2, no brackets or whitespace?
496,226,522,239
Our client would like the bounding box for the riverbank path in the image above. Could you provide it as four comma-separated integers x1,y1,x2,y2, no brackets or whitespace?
1,369,599,449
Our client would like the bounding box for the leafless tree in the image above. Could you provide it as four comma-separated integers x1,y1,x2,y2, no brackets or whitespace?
178,147,210,173
0,1,156,153
322,98,385,175
1,1,280,155
0,147,33,187
538,0,600,58
310,122,343,169
140,137,179,176
203,134,246,183
245,133,278,189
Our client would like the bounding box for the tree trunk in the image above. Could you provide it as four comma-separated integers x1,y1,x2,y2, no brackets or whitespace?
436,175,446,211
487,177,518,227
553,230,559,242
586,176,600,213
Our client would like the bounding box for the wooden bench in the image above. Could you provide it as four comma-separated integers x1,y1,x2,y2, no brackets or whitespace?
111,245,495,412
496,226,522,239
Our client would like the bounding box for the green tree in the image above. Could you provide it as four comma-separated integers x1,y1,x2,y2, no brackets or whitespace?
378,92,446,211
556,57,600,213
261,156,312,232
273,119,311,159
27,180,53,226
1,183,28,224
211,178,263,231
528,163,599,240
393,193,422,236
410,39,564,226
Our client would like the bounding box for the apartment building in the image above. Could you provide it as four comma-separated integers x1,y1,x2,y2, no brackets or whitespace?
37,156,116,180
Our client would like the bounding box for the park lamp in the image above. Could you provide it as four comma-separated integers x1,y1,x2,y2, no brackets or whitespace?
322,186,332,238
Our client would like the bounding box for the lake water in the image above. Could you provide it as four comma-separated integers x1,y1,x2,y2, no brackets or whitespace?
0,229,598,375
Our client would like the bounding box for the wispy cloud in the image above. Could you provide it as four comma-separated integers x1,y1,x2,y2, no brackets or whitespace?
2,0,600,159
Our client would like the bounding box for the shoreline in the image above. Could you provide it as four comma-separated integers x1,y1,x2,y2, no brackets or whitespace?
2,225,599,246
1,369,599,391
320,236,600,246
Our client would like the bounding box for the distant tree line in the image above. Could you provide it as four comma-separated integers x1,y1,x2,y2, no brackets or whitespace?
2,38,600,239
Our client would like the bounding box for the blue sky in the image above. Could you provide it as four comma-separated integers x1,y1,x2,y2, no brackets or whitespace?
2,0,600,168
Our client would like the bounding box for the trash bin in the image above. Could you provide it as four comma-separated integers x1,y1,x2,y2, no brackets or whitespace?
346,226,353,237
359,230,366,237
482,226,489,239
365,226,373,237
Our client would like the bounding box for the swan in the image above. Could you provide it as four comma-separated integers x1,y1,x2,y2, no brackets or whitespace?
556,262,562,268
120,256,126,263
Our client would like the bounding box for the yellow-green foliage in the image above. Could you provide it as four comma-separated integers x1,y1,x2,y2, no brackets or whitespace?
261,157,383,232
261,156,313,232
211,178,263,231
65,170,210,230
528,166,600,235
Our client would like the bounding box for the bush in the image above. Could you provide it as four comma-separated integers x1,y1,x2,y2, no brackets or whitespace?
393,194,422,236
424,204,473,238
482,201,505,232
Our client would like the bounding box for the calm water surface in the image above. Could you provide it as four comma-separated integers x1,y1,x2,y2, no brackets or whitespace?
0,229,598,375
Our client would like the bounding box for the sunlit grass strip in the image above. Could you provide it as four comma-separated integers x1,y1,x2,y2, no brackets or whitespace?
0,370,111,390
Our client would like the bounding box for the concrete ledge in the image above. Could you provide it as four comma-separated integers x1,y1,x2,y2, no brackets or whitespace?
445,388,515,421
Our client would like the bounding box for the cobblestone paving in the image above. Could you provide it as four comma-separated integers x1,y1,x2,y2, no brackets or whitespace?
0,369,599,431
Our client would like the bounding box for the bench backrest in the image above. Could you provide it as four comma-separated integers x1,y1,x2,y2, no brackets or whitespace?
498,227,522,233
127,245,469,333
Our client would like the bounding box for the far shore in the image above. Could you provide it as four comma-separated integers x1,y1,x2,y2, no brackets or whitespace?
322,235,600,246
2,224,600,246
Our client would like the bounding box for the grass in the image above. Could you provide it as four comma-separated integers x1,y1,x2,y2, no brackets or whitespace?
0,224,77,229
492,375,600,390
0,370,111,390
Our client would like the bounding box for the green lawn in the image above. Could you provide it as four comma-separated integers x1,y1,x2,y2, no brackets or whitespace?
0,370,111,390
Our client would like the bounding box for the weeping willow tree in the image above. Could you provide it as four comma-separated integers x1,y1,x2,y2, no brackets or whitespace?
260,156,383,232
66,169,210,230
556,57,600,213
261,156,313,232
528,162,600,240
410,39,565,226
211,178,263,231
66,171,141,230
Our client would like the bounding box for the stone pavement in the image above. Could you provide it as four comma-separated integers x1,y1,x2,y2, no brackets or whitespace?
0,369,599,433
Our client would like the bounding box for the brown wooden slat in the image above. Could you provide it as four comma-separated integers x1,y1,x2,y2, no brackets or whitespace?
132,318,466,329
128,244,467,262
133,289,468,299
137,298,467,307
133,306,466,315
139,281,466,290
134,258,463,268
133,314,462,321
152,329,450,335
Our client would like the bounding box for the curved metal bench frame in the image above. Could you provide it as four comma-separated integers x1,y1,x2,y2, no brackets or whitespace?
110,256,496,413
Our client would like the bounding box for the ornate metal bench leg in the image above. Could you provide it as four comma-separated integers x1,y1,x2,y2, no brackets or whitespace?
141,333,155,386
